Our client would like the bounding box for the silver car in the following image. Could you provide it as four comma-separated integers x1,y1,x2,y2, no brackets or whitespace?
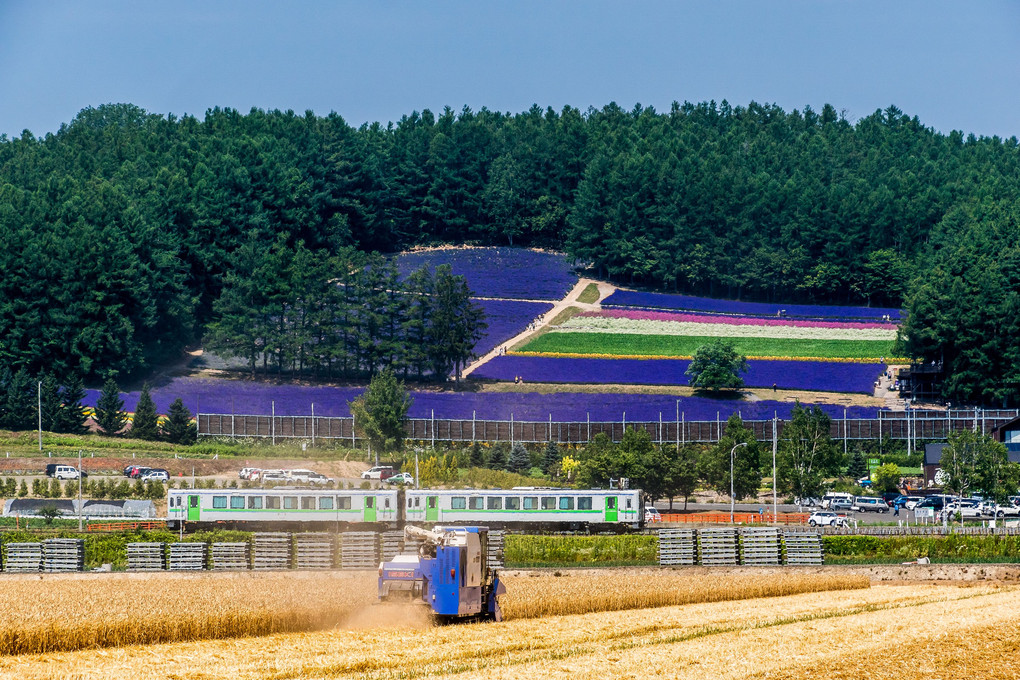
808,511,849,528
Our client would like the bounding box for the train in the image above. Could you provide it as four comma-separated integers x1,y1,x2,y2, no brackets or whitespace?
167,486,644,532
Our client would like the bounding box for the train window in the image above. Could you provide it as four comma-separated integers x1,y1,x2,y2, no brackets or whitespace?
451,497,467,509
415,498,421,507
366,497,375,509
469,497,484,510
578,497,593,510
487,497,502,510
427,497,437,509
301,497,315,510
626,498,632,509
505,497,520,510
248,496,263,509
559,497,574,510
266,496,281,509
230,496,245,509
319,497,334,510
212,496,227,509
607,497,617,510
283,496,298,510
523,497,537,510
337,496,352,510
384,498,391,509
189,496,198,508
541,497,556,510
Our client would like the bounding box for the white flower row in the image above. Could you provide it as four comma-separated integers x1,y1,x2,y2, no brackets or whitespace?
556,316,897,341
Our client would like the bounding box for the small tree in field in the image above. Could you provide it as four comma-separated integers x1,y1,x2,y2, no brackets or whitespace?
131,384,160,440
348,369,413,458
686,340,748,391
507,443,530,474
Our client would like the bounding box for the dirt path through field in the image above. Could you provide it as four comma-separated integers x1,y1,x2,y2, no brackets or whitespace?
461,277,615,378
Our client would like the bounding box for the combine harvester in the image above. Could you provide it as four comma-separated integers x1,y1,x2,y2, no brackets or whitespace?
378,525,505,622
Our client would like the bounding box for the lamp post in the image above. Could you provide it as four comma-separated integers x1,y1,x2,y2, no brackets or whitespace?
730,442,749,524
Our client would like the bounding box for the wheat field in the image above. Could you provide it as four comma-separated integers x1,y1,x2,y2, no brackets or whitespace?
0,571,375,655
0,569,1017,679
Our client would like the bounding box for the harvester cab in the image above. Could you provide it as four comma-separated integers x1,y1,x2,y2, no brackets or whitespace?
378,525,505,622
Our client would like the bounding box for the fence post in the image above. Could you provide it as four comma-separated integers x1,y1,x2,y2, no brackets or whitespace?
271,400,276,446
351,414,356,449
587,412,590,442
431,409,435,449
843,408,847,457
511,413,515,445
549,413,552,442
473,410,476,441
682,411,685,446
311,403,315,447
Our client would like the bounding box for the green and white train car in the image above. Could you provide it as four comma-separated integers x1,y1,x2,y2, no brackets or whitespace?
404,488,642,532
167,488,399,530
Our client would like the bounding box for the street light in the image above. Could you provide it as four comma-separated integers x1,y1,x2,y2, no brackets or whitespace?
730,442,749,524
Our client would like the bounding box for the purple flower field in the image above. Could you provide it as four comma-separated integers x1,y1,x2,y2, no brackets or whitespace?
472,356,884,394
395,247,577,301
82,377,878,422
602,290,902,321
474,299,553,356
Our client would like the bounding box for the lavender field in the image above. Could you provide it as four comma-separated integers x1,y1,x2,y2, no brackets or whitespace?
472,356,884,394
82,377,878,422
473,299,553,356
395,247,577,300
602,290,902,320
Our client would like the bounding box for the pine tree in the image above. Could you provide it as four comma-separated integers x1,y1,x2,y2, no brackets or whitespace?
54,374,89,434
162,397,197,445
94,378,128,435
131,384,160,440
486,443,508,470
543,441,561,473
17,480,28,497
3,368,37,431
507,443,530,474
469,441,484,467
847,450,868,480
38,374,62,432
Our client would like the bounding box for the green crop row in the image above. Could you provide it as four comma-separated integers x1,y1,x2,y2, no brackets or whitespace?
505,534,657,567
522,332,894,360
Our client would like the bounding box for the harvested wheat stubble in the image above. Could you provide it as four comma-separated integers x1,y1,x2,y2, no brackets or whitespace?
0,571,376,655
1,584,1003,680
495,568,870,620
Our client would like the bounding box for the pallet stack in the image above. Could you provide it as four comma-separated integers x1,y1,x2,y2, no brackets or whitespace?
340,532,379,570
657,528,697,566
127,543,166,571
740,528,782,565
379,531,405,561
783,531,825,565
211,542,250,570
294,533,335,569
168,542,207,570
252,533,292,570
42,539,85,572
698,528,739,565
4,543,43,573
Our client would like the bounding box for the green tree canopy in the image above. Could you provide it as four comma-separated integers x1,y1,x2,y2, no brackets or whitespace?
131,384,160,441
777,404,840,500
94,378,128,436
700,414,762,501
162,397,197,445
685,340,748,391
348,369,412,455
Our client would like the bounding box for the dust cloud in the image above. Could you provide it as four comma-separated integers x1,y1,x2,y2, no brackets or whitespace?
339,602,434,630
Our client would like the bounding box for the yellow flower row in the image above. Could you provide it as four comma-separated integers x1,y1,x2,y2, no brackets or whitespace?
509,351,907,364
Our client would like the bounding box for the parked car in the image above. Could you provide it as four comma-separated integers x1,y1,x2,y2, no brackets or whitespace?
239,467,261,480
852,496,889,513
127,466,152,479
830,498,854,512
881,492,901,506
361,466,396,480
794,497,821,508
260,472,289,484
902,496,924,510
914,496,947,512
306,472,335,485
808,511,849,528
940,501,982,520
644,507,663,523
141,469,169,482
821,492,854,509
52,465,82,480
857,476,873,488
382,472,415,486
989,503,1020,518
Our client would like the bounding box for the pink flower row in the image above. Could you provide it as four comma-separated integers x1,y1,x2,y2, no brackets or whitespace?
585,309,897,330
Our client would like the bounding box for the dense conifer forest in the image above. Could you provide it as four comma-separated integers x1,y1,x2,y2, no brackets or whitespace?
1,101,1018,402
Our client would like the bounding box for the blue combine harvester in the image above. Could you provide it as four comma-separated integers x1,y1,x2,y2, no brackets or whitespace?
378,525,505,622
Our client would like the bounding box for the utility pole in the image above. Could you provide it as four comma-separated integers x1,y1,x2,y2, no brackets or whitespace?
37,381,43,451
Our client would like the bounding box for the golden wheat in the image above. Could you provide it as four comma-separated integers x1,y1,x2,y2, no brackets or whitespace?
0,571,375,655
496,567,870,620
0,583,1008,680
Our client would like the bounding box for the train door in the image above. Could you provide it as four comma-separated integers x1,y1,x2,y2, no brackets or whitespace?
187,495,200,521
426,495,439,522
364,495,377,522
605,496,618,522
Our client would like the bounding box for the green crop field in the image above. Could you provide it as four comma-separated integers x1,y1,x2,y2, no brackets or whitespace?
521,332,895,360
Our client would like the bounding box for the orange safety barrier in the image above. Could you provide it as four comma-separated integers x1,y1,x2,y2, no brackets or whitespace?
657,512,810,525
86,521,167,532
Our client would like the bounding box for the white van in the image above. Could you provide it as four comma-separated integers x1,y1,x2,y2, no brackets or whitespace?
821,492,854,510
53,465,80,480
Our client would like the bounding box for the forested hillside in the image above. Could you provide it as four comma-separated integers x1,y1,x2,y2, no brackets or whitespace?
1,101,1019,392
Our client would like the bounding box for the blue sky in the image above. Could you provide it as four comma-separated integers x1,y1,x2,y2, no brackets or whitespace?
1,1,1018,138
